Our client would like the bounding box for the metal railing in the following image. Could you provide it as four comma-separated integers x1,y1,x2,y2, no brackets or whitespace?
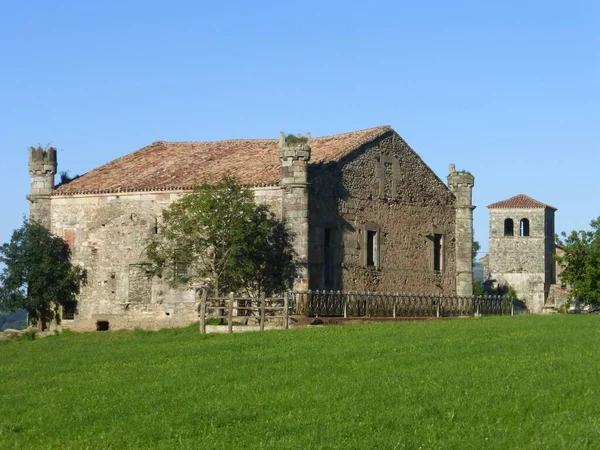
289,291,512,318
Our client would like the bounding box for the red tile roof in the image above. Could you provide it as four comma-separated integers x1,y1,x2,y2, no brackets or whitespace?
487,194,557,210
53,126,392,195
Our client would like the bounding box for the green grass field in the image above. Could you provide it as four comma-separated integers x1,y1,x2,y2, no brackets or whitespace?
1,316,599,449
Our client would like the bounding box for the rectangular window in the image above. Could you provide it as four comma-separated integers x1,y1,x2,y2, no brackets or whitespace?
323,228,334,287
367,230,377,267
173,249,189,279
62,302,77,320
433,234,443,272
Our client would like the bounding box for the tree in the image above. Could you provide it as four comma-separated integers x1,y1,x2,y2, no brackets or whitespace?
0,220,81,329
472,240,481,264
146,176,298,297
556,217,600,305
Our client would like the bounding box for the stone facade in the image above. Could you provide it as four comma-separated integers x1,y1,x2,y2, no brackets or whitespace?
487,195,557,313
306,132,468,294
31,126,474,330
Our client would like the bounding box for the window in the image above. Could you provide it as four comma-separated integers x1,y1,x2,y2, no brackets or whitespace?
520,218,529,237
362,223,381,268
62,301,77,320
504,218,514,236
367,230,377,266
323,228,335,287
173,249,189,279
433,234,443,271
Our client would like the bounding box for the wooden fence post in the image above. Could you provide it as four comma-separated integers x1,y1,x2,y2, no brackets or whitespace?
199,289,207,334
511,298,514,316
260,293,266,331
228,292,234,333
283,293,289,330
436,296,440,318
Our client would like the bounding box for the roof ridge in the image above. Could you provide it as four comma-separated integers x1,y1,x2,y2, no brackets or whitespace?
487,193,557,210
53,125,395,196
151,125,392,146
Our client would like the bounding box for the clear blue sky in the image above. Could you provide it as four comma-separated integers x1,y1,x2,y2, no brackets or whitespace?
1,0,598,258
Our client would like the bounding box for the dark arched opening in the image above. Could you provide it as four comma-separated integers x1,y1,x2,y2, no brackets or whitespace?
504,218,514,236
520,218,530,237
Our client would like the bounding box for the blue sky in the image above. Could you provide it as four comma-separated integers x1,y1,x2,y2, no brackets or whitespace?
1,0,598,259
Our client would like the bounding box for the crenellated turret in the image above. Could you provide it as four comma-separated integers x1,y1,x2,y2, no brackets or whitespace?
279,132,312,290
27,146,57,229
447,163,475,296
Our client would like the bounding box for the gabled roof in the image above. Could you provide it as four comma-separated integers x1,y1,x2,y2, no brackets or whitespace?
53,126,392,195
487,194,557,210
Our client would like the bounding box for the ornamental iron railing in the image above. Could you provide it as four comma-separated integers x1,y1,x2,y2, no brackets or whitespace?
289,291,512,318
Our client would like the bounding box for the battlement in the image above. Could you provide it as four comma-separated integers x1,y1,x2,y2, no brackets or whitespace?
447,163,474,187
278,132,312,161
28,146,57,175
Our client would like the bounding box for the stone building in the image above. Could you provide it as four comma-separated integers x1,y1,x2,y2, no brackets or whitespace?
487,194,564,313
28,126,474,330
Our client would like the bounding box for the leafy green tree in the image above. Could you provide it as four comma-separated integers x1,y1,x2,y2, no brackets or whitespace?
556,217,600,305
472,240,481,264
0,220,81,330
146,176,298,297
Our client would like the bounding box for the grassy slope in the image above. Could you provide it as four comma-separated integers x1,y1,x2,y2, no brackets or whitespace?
1,316,599,449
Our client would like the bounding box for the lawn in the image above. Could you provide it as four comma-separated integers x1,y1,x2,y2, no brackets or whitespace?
1,316,599,449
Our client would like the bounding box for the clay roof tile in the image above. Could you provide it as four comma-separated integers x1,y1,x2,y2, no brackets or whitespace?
53,126,392,196
487,194,557,210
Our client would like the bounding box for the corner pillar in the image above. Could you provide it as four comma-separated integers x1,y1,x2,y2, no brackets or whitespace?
279,132,311,291
27,146,57,229
447,164,475,296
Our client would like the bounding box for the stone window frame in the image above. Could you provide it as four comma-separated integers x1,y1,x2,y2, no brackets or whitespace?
430,225,447,273
173,249,190,280
519,218,530,237
61,301,77,321
322,227,336,289
361,222,382,269
504,218,514,236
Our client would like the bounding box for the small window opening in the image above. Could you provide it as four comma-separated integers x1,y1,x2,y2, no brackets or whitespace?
504,218,514,236
173,249,189,279
367,230,377,267
520,218,529,237
323,228,334,287
433,234,443,272
153,217,159,234
96,321,109,331
62,302,77,320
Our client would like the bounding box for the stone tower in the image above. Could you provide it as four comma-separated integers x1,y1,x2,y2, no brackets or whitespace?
487,194,557,313
447,164,475,296
279,132,311,291
27,146,57,229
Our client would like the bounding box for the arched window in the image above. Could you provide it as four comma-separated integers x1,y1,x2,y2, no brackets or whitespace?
504,218,514,236
520,218,530,237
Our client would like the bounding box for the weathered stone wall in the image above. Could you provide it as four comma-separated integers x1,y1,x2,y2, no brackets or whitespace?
307,131,459,294
50,187,283,331
488,207,555,313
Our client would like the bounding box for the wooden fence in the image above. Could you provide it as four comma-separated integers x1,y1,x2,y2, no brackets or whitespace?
289,290,513,318
199,291,289,334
